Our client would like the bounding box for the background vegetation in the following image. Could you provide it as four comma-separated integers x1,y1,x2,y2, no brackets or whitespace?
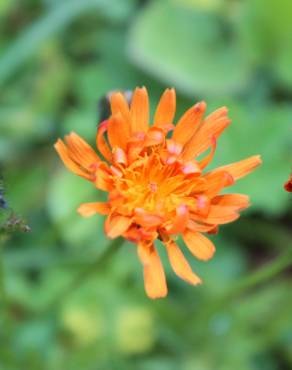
1,0,292,369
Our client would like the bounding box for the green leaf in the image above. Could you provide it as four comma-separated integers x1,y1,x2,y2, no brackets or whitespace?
128,0,251,97
236,0,292,89
47,169,107,248
0,0,134,85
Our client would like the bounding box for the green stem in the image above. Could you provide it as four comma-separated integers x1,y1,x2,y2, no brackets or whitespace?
44,237,124,313
228,248,292,296
198,247,292,322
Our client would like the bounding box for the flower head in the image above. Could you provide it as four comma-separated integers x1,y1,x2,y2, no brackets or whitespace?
55,87,261,298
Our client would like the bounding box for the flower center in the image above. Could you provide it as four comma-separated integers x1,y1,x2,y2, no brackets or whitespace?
149,182,158,193
113,152,198,216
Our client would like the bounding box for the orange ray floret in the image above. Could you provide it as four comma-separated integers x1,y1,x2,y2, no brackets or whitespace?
54,87,262,299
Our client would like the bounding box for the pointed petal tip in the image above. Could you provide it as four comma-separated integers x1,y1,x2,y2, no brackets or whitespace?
255,154,263,165
54,138,62,149
147,289,168,299
167,87,176,94
194,101,207,112
220,106,229,115
77,204,93,217
189,276,202,286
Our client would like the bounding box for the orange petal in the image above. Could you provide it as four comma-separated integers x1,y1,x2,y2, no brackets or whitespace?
109,91,131,123
123,226,158,244
199,136,216,170
196,195,210,216
181,160,201,175
166,139,183,155
212,194,250,210
164,239,201,285
182,111,231,160
172,101,206,146
104,213,132,239
78,202,110,217
203,171,234,198
205,106,228,121
137,243,167,299
54,139,91,179
134,208,163,228
183,230,215,261
54,134,100,181
208,225,219,235
96,120,112,162
65,132,101,168
144,128,165,147
165,204,189,234
130,87,149,133
107,113,130,150
95,163,113,191
187,219,215,233
214,155,262,182
203,205,240,224
153,88,176,130
112,147,127,166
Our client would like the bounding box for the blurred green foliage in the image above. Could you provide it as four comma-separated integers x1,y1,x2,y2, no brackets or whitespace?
0,0,292,369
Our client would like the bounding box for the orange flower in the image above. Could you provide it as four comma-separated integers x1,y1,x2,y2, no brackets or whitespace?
54,87,261,299
284,174,292,192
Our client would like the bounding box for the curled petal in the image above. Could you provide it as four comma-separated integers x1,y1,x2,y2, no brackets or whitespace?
183,230,216,261
182,112,231,160
123,226,158,244
96,120,112,162
199,136,216,170
144,128,165,147
130,87,149,133
104,213,132,239
112,147,127,166
127,135,145,163
78,202,110,217
153,88,176,130
172,101,206,146
165,204,189,234
95,163,113,191
164,238,201,285
135,208,163,228
137,242,167,299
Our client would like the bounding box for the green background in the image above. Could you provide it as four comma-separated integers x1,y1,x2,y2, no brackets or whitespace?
1,0,292,369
